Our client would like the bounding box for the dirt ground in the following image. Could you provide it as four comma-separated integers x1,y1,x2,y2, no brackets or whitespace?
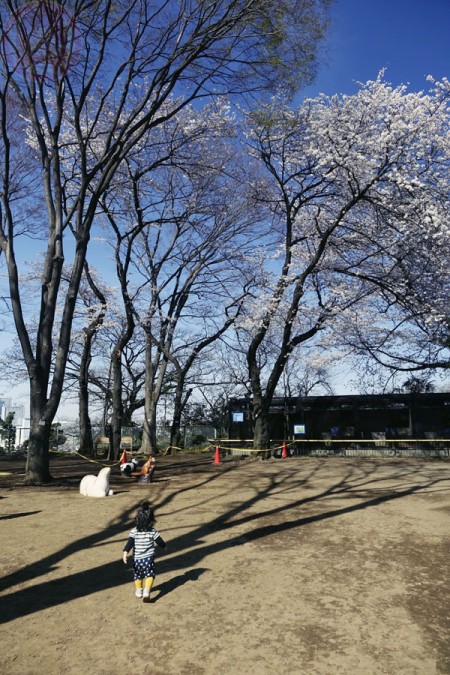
0,452,449,675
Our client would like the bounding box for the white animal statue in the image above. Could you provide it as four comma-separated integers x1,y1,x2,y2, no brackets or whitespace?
79,466,114,497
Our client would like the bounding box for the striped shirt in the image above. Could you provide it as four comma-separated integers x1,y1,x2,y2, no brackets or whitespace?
124,527,165,560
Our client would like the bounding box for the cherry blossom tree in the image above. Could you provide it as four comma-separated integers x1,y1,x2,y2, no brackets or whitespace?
237,74,450,448
330,76,450,385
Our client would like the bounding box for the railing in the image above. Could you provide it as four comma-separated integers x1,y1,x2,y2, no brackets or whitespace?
217,438,450,459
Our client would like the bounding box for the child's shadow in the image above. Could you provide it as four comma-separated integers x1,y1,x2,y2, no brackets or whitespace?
152,568,208,602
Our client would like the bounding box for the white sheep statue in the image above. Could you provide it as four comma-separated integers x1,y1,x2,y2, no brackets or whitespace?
79,466,114,497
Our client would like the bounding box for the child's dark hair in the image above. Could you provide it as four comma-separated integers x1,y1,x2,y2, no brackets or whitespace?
135,500,155,531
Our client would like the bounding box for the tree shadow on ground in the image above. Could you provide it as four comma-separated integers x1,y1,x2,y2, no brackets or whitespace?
153,459,449,579
0,463,239,623
0,510,42,520
0,457,448,623
0,559,127,623
0,499,135,593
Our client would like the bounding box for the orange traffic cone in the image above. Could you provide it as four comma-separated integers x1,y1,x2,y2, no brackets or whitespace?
281,441,288,459
213,445,221,465
120,449,127,464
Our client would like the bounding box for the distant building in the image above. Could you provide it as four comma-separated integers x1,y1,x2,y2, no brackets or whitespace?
0,397,30,449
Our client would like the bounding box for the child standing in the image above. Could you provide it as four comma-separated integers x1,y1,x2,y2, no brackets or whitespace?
122,500,166,602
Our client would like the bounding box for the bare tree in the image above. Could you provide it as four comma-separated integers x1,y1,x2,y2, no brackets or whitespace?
0,0,331,481
100,119,260,454
77,263,108,455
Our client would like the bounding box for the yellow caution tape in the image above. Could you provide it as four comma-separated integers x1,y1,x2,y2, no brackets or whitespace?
49,448,119,467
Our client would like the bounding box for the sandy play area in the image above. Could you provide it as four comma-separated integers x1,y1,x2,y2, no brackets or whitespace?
0,452,449,674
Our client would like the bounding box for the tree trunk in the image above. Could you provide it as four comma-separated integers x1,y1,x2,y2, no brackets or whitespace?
170,427,182,452
111,349,123,460
170,381,192,451
252,396,271,456
139,333,166,454
247,343,272,455
79,392,94,456
79,263,106,456
109,309,135,459
102,361,113,433
25,382,52,483
25,422,52,483
79,335,94,456
140,402,158,455
170,400,184,450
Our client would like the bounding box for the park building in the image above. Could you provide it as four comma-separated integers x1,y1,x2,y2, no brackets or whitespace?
228,392,450,457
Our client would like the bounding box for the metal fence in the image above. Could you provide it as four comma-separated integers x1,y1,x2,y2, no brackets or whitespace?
218,438,450,460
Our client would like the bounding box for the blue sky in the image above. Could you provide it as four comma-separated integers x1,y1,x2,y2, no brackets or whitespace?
300,0,450,99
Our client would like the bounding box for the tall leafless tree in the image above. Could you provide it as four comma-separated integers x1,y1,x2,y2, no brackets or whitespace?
0,0,331,481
